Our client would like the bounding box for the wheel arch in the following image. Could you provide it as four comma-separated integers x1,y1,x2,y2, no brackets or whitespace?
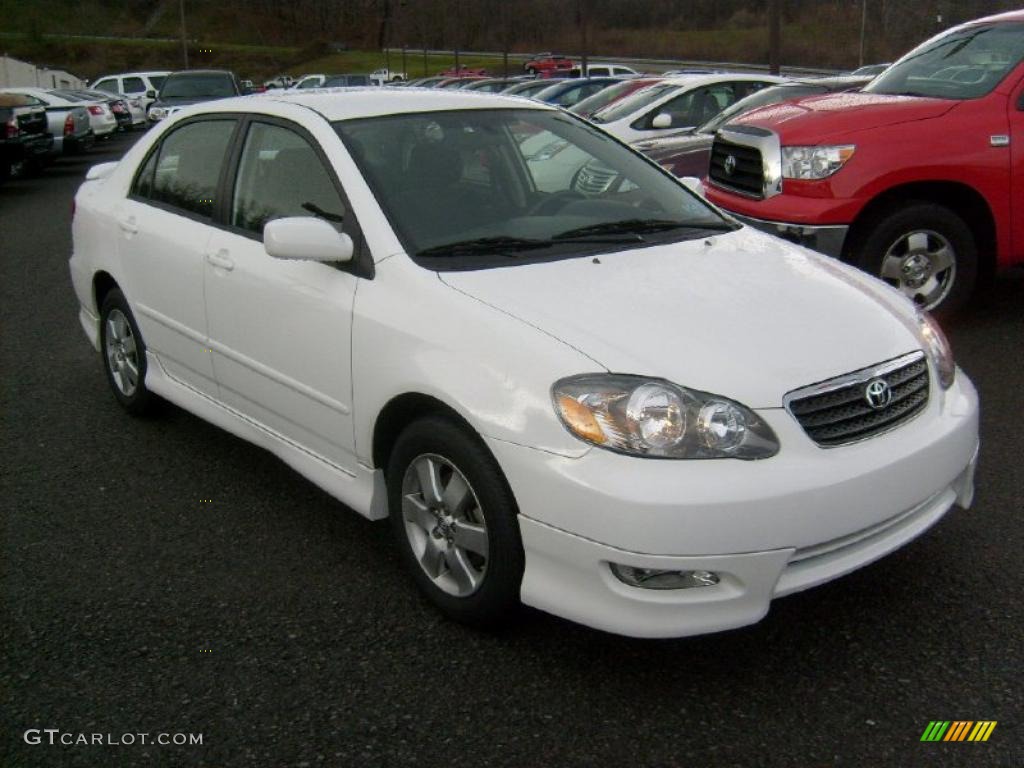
843,181,998,283
372,392,481,472
93,270,120,314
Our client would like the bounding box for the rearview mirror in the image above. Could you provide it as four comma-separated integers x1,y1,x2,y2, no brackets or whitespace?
651,113,673,129
264,217,354,263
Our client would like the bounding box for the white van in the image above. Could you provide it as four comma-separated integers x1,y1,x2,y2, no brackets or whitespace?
90,71,170,111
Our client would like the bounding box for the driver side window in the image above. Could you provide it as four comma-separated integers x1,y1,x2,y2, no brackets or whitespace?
231,121,346,238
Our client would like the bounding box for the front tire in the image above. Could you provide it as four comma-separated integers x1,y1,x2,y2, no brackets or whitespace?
387,415,524,627
850,201,977,316
99,288,156,415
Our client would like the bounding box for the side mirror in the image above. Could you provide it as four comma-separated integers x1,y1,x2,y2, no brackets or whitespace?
679,176,706,198
146,90,156,99
651,113,673,129
85,161,118,181
264,217,354,263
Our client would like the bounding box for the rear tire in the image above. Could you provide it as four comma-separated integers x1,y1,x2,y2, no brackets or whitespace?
387,415,524,628
99,288,157,416
850,201,977,317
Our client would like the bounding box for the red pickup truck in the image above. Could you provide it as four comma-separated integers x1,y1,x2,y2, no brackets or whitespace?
705,10,1024,314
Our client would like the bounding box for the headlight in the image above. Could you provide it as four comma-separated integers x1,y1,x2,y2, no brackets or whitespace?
781,145,855,180
149,107,167,120
918,312,955,389
552,374,779,459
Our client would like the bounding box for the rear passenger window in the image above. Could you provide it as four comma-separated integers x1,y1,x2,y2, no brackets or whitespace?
150,120,235,218
231,122,345,236
123,77,146,94
94,79,117,93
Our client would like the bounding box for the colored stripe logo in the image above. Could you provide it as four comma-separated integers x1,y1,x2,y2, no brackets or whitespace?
920,721,997,742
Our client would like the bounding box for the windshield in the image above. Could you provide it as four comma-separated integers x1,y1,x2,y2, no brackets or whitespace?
570,80,650,115
160,74,236,99
335,108,731,268
590,83,678,123
867,21,1024,100
697,84,827,133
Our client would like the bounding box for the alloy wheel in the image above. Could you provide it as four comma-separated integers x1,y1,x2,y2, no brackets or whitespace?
104,308,140,396
401,453,489,597
878,229,956,310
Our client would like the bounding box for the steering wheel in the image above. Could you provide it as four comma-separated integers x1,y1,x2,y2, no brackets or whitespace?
525,190,586,216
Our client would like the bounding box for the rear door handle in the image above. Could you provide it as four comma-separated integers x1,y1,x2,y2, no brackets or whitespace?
206,249,235,271
118,217,138,235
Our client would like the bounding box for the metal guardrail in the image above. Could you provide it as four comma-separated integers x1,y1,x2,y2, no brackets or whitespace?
384,47,842,77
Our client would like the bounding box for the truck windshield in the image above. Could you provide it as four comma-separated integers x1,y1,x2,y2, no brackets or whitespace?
866,21,1024,100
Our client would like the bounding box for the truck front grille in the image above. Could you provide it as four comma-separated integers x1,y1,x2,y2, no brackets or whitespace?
709,138,764,198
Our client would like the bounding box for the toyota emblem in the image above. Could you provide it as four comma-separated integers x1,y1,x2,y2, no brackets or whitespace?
864,378,892,410
723,154,737,176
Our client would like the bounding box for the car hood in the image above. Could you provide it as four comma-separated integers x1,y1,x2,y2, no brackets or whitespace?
633,131,713,161
729,91,957,143
438,227,923,408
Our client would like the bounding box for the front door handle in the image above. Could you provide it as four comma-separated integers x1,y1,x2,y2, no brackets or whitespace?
118,217,138,235
206,250,235,271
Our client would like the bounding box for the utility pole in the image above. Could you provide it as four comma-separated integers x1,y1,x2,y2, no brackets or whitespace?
767,0,780,75
859,0,868,68
577,0,588,76
179,0,189,68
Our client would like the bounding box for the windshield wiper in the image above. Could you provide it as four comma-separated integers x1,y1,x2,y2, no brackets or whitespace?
553,218,734,240
417,234,640,258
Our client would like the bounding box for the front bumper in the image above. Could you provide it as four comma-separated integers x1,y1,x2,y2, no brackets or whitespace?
489,371,979,638
731,212,849,259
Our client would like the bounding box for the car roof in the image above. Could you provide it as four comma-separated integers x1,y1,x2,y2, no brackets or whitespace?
209,88,558,121
166,69,236,77
96,71,170,79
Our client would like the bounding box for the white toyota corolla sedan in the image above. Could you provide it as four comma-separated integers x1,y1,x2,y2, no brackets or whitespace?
69,89,979,638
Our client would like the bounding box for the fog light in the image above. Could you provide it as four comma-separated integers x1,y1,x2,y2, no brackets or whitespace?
610,564,720,590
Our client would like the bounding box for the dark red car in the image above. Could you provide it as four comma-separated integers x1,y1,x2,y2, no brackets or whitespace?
438,66,489,78
523,53,574,77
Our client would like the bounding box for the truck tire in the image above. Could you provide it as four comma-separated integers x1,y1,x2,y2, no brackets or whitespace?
851,201,977,317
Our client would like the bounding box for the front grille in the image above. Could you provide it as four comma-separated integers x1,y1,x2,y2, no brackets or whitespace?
709,137,763,198
786,353,929,447
574,162,619,195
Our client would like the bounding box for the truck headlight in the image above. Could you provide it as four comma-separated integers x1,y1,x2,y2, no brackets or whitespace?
552,374,779,459
149,107,167,121
918,312,955,389
781,145,855,180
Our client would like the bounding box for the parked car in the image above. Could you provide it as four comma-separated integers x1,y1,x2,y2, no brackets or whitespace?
569,77,664,118
532,77,624,108
148,70,242,123
263,75,294,89
460,78,524,93
370,68,407,84
704,10,1024,314
90,71,169,112
589,74,786,143
405,76,451,88
438,66,488,78
570,64,639,77
0,93,53,180
633,76,872,177
45,90,117,138
55,89,139,131
292,74,327,90
70,89,978,638
850,63,892,77
0,87,93,155
502,79,558,99
523,53,573,76
322,74,374,87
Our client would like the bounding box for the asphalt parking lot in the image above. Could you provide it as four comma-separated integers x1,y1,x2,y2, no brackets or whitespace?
1,130,1021,768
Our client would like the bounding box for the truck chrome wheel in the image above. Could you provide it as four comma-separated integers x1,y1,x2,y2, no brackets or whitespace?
401,454,489,597
879,229,956,311
104,308,140,396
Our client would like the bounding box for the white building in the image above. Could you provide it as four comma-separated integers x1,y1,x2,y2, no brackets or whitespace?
0,54,84,89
